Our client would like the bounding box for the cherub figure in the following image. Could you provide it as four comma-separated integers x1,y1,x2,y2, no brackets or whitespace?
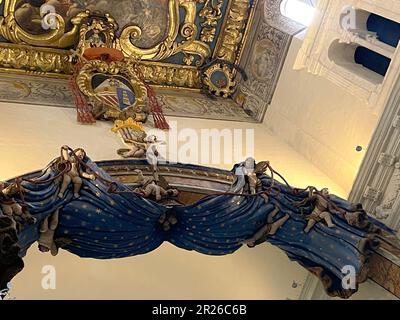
134,169,178,202
119,134,165,182
242,206,290,247
0,181,36,225
58,146,96,199
230,158,269,203
231,157,256,193
38,209,59,256
295,188,337,233
119,138,147,159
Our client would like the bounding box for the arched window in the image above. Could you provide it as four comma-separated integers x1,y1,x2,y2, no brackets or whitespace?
354,46,391,76
328,40,388,84
339,8,400,48
367,14,400,48
280,0,316,27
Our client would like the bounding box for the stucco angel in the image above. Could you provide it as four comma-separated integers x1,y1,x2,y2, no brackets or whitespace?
230,157,270,203
295,188,337,233
58,146,97,199
119,134,165,181
242,206,290,248
38,209,59,256
0,181,36,225
134,169,178,202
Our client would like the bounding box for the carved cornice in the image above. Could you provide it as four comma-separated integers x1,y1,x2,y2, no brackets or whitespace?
0,43,72,76
0,42,203,89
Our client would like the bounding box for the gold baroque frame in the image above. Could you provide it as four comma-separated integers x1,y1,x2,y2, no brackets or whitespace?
0,0,258,92
76,59,148,120
0,0,211,62
0,0,89,47
119,0,211,63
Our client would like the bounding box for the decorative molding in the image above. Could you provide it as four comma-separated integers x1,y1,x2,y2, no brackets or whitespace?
263,0,306,36
236,0,292,121
0,73,73,107
363,186,381,202
0,43,72,76
213,0,253,63
378,153,396,167
369,252,400,299
349,74,400,230
0,73,255,122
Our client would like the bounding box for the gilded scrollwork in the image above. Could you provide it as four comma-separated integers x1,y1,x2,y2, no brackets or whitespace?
139,62,201,88
214,0,253,63
0,43,72,74
0,0,88,48
202,62,236,97
0,0,257,93
76,58,148,120
118,0,211,65
199,0,224,43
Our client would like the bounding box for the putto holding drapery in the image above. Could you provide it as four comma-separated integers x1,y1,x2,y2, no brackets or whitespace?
0,146,395,299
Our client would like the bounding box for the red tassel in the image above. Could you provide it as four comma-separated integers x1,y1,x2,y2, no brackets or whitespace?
133,65,169,130
69,64,96,124
145,84,169,130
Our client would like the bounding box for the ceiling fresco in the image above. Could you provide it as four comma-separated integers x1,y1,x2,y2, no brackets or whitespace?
13,0,170,49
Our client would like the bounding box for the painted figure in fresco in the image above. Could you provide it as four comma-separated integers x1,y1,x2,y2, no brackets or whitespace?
58,146,96,199
133,169,178,202
295,188,337,233
38,209,59,256
0,181,36,225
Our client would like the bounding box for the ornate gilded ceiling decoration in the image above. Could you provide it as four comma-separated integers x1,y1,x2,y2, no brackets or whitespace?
0,0,257,92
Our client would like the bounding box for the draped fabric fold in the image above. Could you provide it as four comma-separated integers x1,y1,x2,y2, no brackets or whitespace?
0,157,391,298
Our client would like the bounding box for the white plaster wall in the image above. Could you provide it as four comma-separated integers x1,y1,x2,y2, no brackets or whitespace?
0,101,350,300
265,37,380,194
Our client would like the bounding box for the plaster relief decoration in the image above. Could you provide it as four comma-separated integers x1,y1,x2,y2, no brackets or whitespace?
236,1,292,121
0,146,398,298
375,162,400,222
349,75,400,232
0,74,73,106
158,91,257,122
294,0,400,115
263,0,307,35
0,73,255,122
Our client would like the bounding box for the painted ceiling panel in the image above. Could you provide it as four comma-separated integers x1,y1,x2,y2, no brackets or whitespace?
0,0,255,80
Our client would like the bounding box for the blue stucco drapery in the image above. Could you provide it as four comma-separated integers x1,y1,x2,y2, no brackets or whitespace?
0,157,390,298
